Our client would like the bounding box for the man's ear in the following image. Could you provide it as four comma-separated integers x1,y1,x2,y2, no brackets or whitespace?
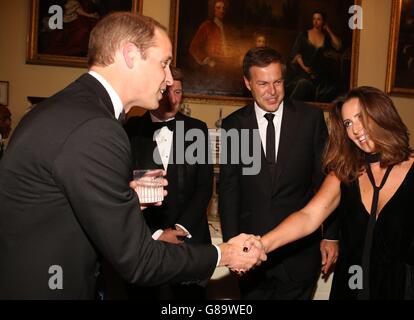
122,42,139,69
243,76,252,91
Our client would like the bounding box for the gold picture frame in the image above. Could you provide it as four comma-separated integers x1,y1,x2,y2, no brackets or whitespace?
385,0,414,96
169,0,360,109
26,0,142,68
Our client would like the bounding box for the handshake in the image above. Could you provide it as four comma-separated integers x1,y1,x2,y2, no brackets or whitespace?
131,174,267,273
218,233,267,274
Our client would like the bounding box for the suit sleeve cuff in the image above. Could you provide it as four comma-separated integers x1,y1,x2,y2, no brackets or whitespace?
152,229,164,240
175,224,192,238
213,244,221,267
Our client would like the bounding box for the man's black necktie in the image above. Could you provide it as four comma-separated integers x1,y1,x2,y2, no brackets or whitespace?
152,119,176,131
264,113,275,164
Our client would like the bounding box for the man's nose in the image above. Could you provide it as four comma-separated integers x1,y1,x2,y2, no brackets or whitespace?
268,84,277,95
170,94,178,104
165,67,173,86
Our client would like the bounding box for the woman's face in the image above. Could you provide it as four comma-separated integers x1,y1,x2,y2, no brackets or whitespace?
214,1,226,20
312,13,325,30
341,98,376,154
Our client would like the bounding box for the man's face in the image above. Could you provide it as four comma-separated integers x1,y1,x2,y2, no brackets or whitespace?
244,62,285,112
131,28,173,110
0,107,11,139
214,1,226,20
153,79,183,120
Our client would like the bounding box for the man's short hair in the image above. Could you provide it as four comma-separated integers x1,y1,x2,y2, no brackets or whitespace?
88,12,166,67
242,47,286,79
170,66,184,83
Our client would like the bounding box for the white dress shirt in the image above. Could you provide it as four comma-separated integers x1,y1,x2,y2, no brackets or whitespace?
149,113,174,171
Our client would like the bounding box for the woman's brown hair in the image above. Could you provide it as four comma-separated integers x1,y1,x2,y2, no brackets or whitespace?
323,86,412,183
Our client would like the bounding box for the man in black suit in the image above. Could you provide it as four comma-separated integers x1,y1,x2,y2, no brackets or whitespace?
125,67,213,299
0,105,11,161
219,47,338,300
0,12,265,299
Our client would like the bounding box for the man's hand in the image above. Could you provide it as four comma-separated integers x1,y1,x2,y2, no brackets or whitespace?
158,228,187,245
218,233,267,272
174,225,190,237
320,240,339,276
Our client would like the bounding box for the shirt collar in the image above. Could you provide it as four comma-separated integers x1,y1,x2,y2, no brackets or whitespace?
149,112,175,123
88,71,124,120
254,101,284,121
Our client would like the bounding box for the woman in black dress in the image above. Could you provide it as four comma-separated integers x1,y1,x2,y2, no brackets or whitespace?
257,86,414,299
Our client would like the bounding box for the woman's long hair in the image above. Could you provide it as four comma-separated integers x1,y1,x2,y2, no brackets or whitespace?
323,86,412,184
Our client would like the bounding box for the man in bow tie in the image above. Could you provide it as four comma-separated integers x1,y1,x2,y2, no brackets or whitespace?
124,67,213,300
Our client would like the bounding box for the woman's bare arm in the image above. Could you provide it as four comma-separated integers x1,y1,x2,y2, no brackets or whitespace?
261,172,341,253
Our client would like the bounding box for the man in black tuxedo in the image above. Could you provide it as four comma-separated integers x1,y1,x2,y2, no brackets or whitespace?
0,12,266,299
125,67,213,299
219,47,339,300
0,105,11,161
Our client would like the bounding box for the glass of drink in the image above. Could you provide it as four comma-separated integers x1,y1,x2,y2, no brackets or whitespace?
133,169,164,204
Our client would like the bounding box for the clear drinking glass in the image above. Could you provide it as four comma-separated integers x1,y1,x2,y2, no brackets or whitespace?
133,169,164,204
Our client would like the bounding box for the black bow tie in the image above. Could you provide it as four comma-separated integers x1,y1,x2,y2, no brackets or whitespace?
152,119,176,131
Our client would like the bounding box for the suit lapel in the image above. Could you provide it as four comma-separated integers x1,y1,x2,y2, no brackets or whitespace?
274,101,298,187
240,103,260,155
173,113,186,204
77,73,115,119
240,104,272,191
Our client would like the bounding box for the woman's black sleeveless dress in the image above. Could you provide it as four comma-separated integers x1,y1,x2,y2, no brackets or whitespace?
330,163,414,299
